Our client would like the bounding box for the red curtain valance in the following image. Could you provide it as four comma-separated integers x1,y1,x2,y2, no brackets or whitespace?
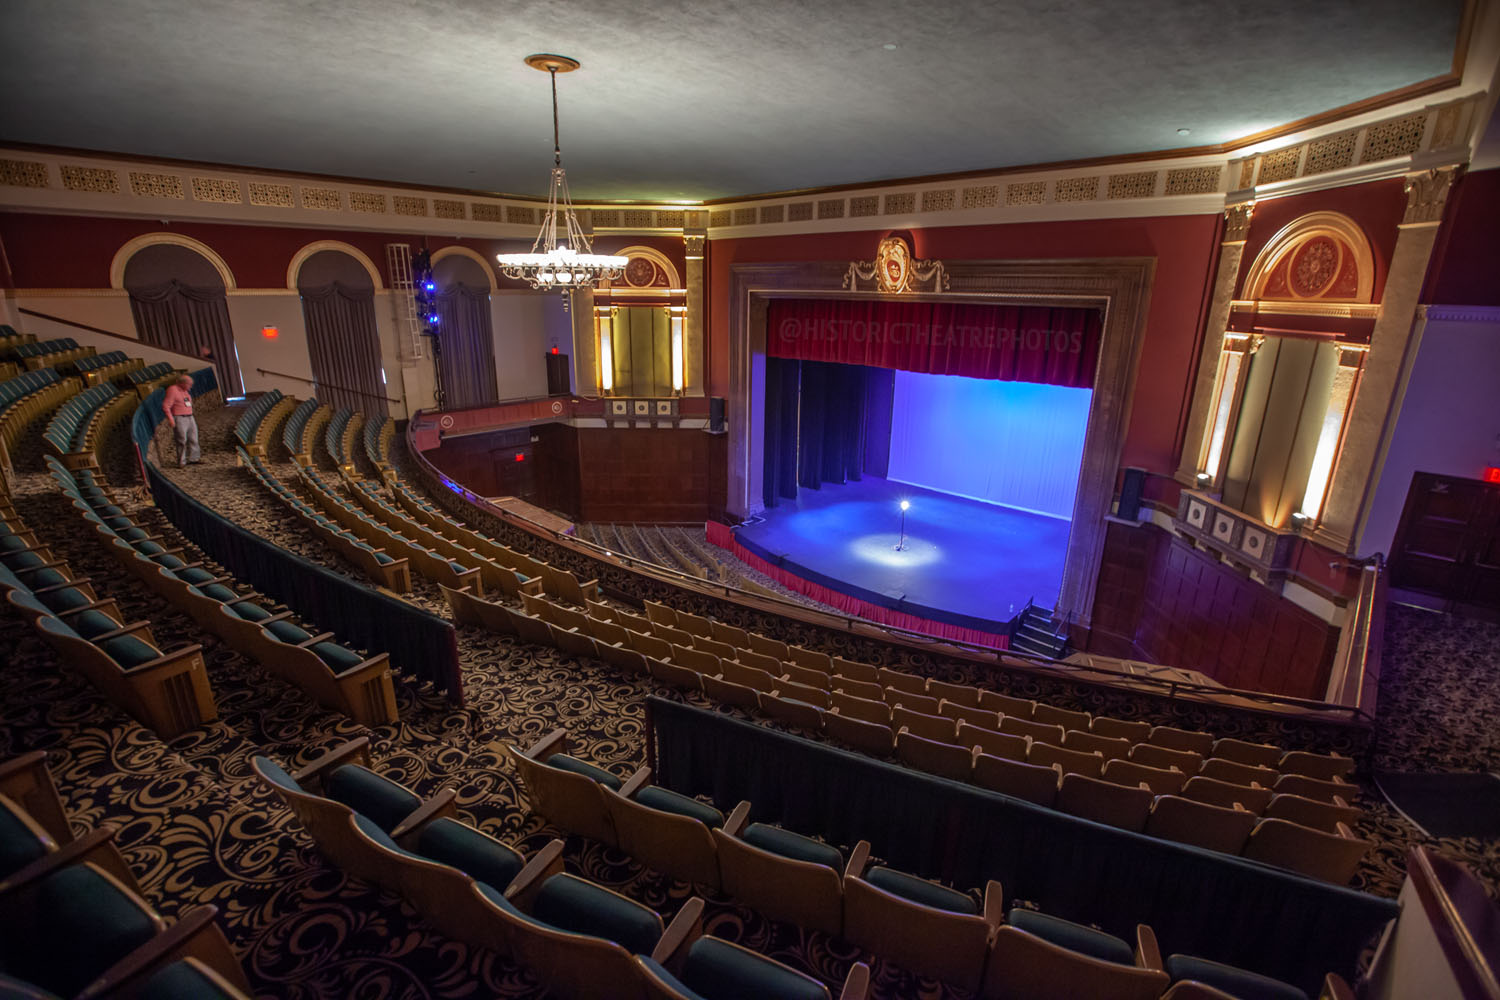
767,298,1102,388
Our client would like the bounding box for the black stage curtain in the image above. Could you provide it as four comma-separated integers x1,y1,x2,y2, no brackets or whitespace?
299,281,388,415
762,359,894,509
128,280,243,395
435,282,500,409
132,381,462,703
648,697,1397,997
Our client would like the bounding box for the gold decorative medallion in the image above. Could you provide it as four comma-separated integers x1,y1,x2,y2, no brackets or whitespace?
842,235,948,294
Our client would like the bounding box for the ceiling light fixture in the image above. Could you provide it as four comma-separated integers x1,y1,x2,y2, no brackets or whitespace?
495,54,627,291
1177,128,1191,135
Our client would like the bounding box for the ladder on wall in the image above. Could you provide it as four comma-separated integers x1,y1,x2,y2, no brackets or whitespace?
385,243,424,361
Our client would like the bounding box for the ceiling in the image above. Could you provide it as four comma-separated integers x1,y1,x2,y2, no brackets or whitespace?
0,0,1467,202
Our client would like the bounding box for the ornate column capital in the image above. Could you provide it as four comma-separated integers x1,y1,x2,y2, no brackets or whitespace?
683,233,706,259
1402,166,1461,226
1223,202,1255,243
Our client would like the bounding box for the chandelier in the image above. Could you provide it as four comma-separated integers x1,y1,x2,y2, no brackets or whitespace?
495,55,627,290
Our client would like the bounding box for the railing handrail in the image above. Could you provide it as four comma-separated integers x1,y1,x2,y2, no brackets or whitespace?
406,406,1371,726
254,367,401,405
1325,553,1384,715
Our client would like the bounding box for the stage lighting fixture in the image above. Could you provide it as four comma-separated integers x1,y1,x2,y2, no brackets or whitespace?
896,499,911,551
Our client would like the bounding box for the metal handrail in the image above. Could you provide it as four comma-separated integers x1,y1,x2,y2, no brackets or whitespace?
254,367,401,405
405,407,1371,724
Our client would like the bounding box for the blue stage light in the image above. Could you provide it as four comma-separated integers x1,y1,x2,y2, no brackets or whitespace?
427,313,440,324
424,281,436,292
900,499,910,511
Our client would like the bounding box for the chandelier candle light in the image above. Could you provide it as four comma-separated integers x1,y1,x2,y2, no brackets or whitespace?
496,55,627,290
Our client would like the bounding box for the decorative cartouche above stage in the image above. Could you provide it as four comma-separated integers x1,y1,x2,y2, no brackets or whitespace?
842,236,949,294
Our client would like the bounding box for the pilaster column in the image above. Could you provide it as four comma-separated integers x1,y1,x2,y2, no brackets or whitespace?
568,287,597,394
1314,166,1460,554
683,231,706,396
1176,201,1253,485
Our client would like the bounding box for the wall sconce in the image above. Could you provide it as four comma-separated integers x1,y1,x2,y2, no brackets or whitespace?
595,307,613,393
669,306,685,393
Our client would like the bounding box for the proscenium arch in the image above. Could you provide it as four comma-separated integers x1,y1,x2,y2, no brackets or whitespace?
431,245,499,292
727,257,1155,630
1241,211,1375,303
610,245,682,289
110,233,236,291
287,240,384,291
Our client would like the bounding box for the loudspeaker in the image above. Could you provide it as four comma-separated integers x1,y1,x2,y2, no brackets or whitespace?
709,396,726,433
1117,466,1147,521
545,352,571,396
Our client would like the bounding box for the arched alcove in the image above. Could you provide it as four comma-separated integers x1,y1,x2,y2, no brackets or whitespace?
295,248,387,415
1242,212,1376,304
429,251,499,408
118,239,243,394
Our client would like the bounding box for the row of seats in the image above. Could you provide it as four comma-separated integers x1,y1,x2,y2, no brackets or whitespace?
294,461,481,593
42,381,125,462
2,483,218,739
363,413,394,477
1,368,71,432
50,455,399,726
509,731,1354,1000
233,387,294,456
638,600,1353,781
253,737,871,1000
281,397,326,464
387,472,600,605
0,752,254,999
0,325,34,349
477,588,1369,882
241,449,413,591
324,407,362,471
73,349,142,386
3,336,94,371
125,360,179,388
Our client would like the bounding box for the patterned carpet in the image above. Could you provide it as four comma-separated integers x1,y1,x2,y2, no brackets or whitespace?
1,395,1497,999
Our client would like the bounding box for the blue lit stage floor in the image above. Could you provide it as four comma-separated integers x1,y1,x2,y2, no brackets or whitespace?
735,477,1071,634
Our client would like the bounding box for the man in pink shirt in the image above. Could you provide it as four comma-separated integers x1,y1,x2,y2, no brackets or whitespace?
162,374,200,466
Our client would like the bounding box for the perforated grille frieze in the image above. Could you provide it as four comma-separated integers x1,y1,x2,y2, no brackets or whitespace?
433,198,466,220
471,203,505,223
849,195,879,217
60,165,119,194
883,192,915,214
921,189,955,211
1304,132,1357,175
734,207,758,226
129,172,184,199
248,182,294,207
393,195,428,216
1107,171,1156,199
962,185,999,209
506,205,536,225
0,159,48,188
1257,146,1302,184
1005,181,1045,205
1163,166,1220,196
1054,176,1099,202
759,204,785,224
302,187,342,211
1361,113,1426,163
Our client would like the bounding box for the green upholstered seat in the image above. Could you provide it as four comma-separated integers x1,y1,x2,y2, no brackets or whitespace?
530,873,662,956
350,813,423,860
312,642,366,672
198,584,238,603
1,551,45,570
232,601,273,622
99,634,162,668
2,864,158,997
153,555,187,570
544,753,622,790
1007,908,1135,966
680,937,828,1000
253,757,299,792
133,541,165,556
135,960,241,1000
1166,955,1308,1000
266,621,311,644
741,823,843,869
324,765,420,833
70,609,123,639
117,527,151,542
635,786,725,828
865,865,978,915
373,552,394,564
0,535,28,553
447,561,469,574
0,799,49,877
176,567,216,584
21,569,66,588
38,587,94,613
637,958,712,1000
414,817,523,890
95,505,125,517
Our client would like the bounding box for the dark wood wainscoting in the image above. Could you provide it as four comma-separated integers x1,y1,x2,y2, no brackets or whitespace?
1090,520,1338,700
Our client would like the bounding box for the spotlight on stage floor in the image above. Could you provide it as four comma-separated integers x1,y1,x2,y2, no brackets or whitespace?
852,533,941,568
896,498,911,551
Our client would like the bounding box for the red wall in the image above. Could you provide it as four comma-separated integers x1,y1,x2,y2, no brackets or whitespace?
1091,521,1339,699
707,213,1222,476
1423,167,1500,306
0,211,685,292
1231,177,1407,302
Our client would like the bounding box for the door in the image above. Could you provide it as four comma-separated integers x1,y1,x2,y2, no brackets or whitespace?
1389,472,1500,618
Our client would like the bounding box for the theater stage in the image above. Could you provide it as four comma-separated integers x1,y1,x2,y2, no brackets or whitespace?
730,476,1071,642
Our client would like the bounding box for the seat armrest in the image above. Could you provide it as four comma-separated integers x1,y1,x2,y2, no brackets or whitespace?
1320,973,1355,1000
722,800,752,837
503,838,566,910
1335,821,1356,840
0,750,47,784
520,576,543,595
1134,923,1163,971
90,620,155,643
30,574,90,594
838,962,872,1000
75,904,232,1000
524,728,569,761
982,879,1005,930
293,737,373,785
389,787,459,841
844,839,871,880
256,611,296,627
0,825,117,896
332,653,390,679
53,598,122,620
228,591,264,605
619,766,652,799
295,632,336,648
650,896,706,966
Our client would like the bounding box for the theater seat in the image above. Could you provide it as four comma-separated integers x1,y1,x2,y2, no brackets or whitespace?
506,730,619,846
1162,953,1342,1000
981,909,1170,1000
604,768,724,889
712,802,843,935
638,936,872,1000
